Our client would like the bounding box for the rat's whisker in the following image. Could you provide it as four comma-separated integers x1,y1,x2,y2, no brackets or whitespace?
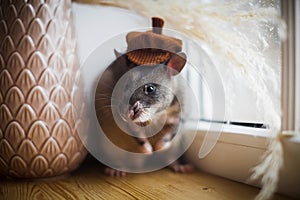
95,97,122,103
95,92,110,95
119,114,128,122
100,105,117,108
143,106,163,109
98,82,115,90
95,93,113,98
95,105,117,111
95,97,112,101
95,96,111,100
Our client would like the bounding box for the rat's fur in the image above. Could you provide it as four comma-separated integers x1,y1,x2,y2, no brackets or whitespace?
95,52,190,175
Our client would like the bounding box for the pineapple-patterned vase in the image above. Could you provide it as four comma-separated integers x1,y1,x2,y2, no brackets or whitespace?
0,0,87,178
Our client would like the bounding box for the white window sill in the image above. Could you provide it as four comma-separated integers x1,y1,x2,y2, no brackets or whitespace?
184,121,300,199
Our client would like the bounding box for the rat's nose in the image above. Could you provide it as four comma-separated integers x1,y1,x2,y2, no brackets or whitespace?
128,101,142,119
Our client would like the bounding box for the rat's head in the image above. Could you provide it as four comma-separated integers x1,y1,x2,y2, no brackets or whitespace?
118,52,186,127
127,69,173,126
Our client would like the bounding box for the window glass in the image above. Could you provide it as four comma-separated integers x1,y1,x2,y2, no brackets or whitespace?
182,0,282,126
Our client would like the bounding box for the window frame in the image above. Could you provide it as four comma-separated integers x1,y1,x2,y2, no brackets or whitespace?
294,0,300,133
186,1,300,198
281,0,299,134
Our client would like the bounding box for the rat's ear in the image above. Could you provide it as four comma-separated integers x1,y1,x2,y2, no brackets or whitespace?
167,52,186,76
114,49,122,58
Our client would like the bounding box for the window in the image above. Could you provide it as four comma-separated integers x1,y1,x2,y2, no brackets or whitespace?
182,0,282,129
186,1,300,199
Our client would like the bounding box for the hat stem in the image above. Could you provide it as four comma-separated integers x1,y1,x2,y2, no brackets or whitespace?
152,17,164,34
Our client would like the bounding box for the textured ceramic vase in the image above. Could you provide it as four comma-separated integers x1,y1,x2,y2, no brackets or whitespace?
0,0,87,178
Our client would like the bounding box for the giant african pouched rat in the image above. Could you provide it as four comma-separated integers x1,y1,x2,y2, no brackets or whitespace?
95,17,193,176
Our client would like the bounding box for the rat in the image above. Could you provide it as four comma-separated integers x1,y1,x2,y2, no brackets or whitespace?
94,17,193,176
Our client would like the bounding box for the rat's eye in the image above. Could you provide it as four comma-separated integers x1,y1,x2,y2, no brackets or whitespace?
144,84,156,95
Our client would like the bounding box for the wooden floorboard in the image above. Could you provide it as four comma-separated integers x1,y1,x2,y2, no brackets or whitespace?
0,157,293,200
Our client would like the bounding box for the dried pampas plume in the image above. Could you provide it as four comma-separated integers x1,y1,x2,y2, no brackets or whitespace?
73,0,286,199
250,135,284,200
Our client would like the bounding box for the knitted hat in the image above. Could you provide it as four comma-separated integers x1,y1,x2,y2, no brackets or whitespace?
126,17,182,65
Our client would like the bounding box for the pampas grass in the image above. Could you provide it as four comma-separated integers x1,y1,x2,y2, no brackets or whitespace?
251,135,284,200
73,1,286,199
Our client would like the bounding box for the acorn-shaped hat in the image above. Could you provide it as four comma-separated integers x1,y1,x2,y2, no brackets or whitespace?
126,17,183,65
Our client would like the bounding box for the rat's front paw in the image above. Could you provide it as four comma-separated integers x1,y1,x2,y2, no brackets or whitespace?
169,163,194,173
105,167,127,177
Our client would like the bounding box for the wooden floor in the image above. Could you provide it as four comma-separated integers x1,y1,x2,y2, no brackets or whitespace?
0,157,293,200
